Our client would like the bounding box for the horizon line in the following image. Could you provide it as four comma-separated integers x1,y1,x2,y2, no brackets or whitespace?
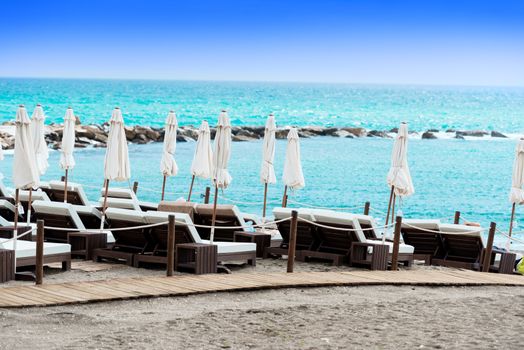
1,75,523,89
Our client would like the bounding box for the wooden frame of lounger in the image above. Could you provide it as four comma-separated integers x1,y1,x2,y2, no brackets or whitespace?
134,212,257,268
99,187,158,211
400,219,444,265
431,224,516,273
92,208,150,266
16,252,71,271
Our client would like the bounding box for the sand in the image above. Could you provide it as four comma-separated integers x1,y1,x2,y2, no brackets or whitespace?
1,259,524,349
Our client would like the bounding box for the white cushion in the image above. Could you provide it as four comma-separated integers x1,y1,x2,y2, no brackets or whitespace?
0,239,70,258
99,197,142,211
49,181,90,206
0,199,16,213
101,187,136,199
105,208,146,223
401,219,441,230
201,240,256,254
19,190,50,202
365,240,415,254
139,201,158,210
311,210,367,243
272,207,315,221
72,204,101,218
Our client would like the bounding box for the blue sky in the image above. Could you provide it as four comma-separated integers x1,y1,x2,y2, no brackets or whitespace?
0,0,523,85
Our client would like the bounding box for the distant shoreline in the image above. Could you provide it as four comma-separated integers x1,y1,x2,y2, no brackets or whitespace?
0,121,517,150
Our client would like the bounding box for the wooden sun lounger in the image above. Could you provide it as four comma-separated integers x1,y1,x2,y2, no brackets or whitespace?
0,239,71,272
93,208,151,266
32,200,86,243
41,180,92,206
193,204,247,241
431,223,516,274
133,211,256,268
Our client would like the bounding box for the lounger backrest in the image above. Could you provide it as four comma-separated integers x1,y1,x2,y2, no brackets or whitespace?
0,199,17,222
352,213,380,239
32,200,86,242
272,207,319,250
158,201,197,221
438,223,485,262
194,204,248,241
105,208,150,252
48,181,90,206
19,190,50,202
99,197,142,211
311,210,366,253
101,187,137,200
400,219,443,256
145,211,201,246
72,204,102,229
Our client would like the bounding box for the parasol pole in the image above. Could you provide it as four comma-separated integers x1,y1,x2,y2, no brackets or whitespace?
282,185,288,208
161,175,167,201
187,175,195,202
63,169,69,203
26,189,32,225
262,182,268,219
100,179,109,230
383,186,395,242
13,189,20,274
209,185,219,244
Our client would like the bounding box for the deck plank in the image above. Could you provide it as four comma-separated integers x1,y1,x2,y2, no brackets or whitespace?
1,270,523,308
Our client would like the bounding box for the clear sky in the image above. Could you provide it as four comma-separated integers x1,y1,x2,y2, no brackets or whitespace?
1,0,523,86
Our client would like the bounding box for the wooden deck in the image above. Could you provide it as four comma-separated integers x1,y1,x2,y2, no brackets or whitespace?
1,269,523,308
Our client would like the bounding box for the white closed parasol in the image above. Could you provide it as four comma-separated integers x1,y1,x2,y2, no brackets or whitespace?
281,128,305,206
60,107,76,202
209,110,232,244
187,120,214,201
100,107,131,229
30,104,49,175
384,122,414,242
160,111,178,200
507,138,524,249
12,105,40,272
260,114,277,220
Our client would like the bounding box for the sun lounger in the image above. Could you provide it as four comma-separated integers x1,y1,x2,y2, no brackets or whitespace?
400,219,444,264
309,210,414,267
0,238,71,271
133,211,256,268
92,208,151,265
266,207,318,258
157,201,198,221
41,180,93,206
431,223,516,273
32,200,114,244
193,204,252,242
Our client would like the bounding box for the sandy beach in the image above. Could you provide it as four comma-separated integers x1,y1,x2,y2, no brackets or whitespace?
0,259,523,349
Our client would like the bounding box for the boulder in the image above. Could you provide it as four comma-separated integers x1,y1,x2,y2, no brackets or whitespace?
342,127,367,137
236,129,260,139
275,129,288,139
76,127,97,139
242,126,265,136
135,126,160,141
491,131,507,138
446,129,456,133
176,135,192,142
427,128,440,133
456,130,488,137
367,130,388,138
333,130,354,138
232,135,254,142
76,137,93,145
75,116,81,125
323,127,340,136
124,126,137,140
389,127,398,133
94,133,108,143
74,142,88,148
300,126,325,136
455,134,465,140
422,131,437,139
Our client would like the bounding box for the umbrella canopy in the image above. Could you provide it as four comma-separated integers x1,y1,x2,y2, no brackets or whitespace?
191,121,214,179
160,111,178,177
386,123,414,197
282,128,305,190
60,107,76,170
30,104,49,175
13,105,40,189
104,108,131,181
260,114,277,185
509,138,524,204
212,111,232,189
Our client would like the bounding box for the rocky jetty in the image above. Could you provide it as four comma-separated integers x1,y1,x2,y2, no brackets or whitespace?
0,119,514,150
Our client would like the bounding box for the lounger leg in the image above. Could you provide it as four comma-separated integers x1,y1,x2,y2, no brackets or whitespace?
248,258,256,266
62,259,71,271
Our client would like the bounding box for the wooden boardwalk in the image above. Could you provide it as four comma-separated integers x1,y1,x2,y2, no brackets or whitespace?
1,269,523,308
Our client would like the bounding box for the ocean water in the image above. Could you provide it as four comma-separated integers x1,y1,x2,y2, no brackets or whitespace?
1,78,524,245
1,78,524,132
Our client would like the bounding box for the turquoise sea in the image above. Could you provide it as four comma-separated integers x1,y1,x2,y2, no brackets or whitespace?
1,78,524,245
